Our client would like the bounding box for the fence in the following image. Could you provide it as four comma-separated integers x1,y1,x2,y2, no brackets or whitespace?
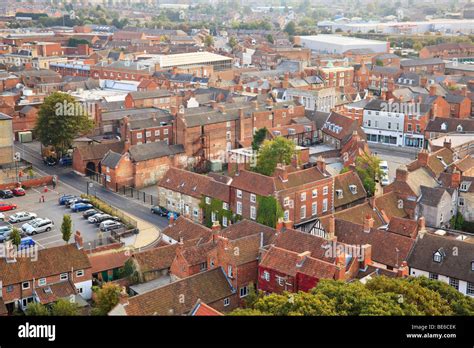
83,231,122,253
115,183,159,207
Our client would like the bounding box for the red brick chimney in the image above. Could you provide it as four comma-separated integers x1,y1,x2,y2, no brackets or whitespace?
397,261,409,277
443,138,452,150
451,171,461,188
275,218,284,232
334,251,346,280
275,164,289,182
396,166,408,182
283,220,293,229
169,214,175,226
123,140,131,153
212,220,221,232
417,150,429,167
238,108,245,143
327,215,336,240
316,156,326,173
363,215,374,233
74,231,83,249
360,244,372,269
417,216,426,234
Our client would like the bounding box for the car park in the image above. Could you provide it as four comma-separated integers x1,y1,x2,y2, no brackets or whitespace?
12,187,26,196
71,203,94,212
8,211,37,223
66,197,89,208
151,206,169,217
22,218,54,235
0,202,17,211
0,190,13,199
99,220,123,232
83,209,101,219
0,225,13,243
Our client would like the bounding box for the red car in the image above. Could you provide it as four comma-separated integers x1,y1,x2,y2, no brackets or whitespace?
0,202,16,211
12,187,26,196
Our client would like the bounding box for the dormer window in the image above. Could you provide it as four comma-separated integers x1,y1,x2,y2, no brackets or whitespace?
440,122,447,131
457,125,463,132
433,250,443,263
349,185,357,194
460,182,469,192
336,189,343,199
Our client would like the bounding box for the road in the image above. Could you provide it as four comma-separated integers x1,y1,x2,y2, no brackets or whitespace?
369,144,417,182
14,142,169,232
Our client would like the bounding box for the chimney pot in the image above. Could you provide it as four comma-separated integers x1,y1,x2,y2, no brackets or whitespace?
363,215,374,233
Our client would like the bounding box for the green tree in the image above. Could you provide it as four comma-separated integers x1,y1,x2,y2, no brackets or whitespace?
450,212,465,230
204,35,214,47
229,276,474,316
354,153,383,197
61,214,72,244
254,137,296,176
251,127,267,152
228,36,238,50
266,34,274,44
92,283,122,315
51,298,79,316
10,227,22,248
25,302,50,316
35,92,93,159
284,21,296,36
375,59,384,66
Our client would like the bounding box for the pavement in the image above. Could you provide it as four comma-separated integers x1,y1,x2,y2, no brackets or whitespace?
13,141,167,250
369,144,418,182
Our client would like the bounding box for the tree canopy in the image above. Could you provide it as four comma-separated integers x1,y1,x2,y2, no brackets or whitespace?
61,214,72,244
229,276,474,316
251,127,268,152
35,92,93,158
254,137,296,176
92,283,122,316
352,153,383,197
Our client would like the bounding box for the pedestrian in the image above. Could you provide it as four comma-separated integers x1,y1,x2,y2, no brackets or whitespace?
41,195,45,203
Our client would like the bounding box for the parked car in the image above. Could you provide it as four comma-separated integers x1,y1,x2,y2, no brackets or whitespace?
12,187,26,196
88,213,119,224
59,156,72,166
83,209,101,219
379,161,389,174
381,173,390,186
0,213,4,221
99,220,123,232
8,211,37,223
71,203,93,212
22,218,54,235
59,194,75,205
0,203,17,212
151,206,169,217
0,190,13,199
167,211,179,221
0,225,13,243
43,157,57,166
18,237,36,250
66,197,89,208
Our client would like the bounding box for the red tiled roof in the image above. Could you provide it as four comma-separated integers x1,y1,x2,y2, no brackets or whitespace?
89,251,130,274
387,217,419,239
162,216,213,243
35,281,77,305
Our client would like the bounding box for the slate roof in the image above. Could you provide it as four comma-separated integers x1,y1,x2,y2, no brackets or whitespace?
128,142,184,162
400,58,444,67
425,117,474,133
407,232,474,282
333,170,367,209
419,186,453,207
128,90,172,100
101,150,123,169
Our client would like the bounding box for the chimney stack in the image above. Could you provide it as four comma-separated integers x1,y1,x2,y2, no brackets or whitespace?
275,164,289,182
417,150,429,167
451,170,461,188
327,215,336,240
74,231,83,249
360,244,372,269
316,156,326,173
212,220,221,232
443,138,452,150
276,218,284,233
417,216,426,234
395,166,408,182
397,261,409,277
296,251,311,267
363,215,374,233
334,251,346,280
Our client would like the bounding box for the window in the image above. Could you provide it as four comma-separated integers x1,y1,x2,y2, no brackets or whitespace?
449,278,459,290
22,282,30,290
6,285,13,293
222,202,228,210
222,216,228,227
312,189,317,198
60,273,68,281
407,124,413,132
323,186,328,195
76,270,84,277
458,197,465,206
205,197,211,205
322,198,328,212
226,131,231,141
164,129,169,135
468,282,474,295
276,275,285,286
312,202,317,216
284,210,289,221
236,201,242,215
228,265,233,278
433,251,443,263
262,271,270,281
250,206,256,220
300,205,306,219
155,130,160,136
136,133,142,139
193,208,199,217
429,273,438,280
236,190,242,198
146,131,151,138
200,262,207,272
387,122,391,129
283,197,289,206
301,192,306,201
250,194,256,203
240,286,249,298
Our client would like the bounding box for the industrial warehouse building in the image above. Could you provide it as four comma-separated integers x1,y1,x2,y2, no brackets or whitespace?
297,35,389,54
